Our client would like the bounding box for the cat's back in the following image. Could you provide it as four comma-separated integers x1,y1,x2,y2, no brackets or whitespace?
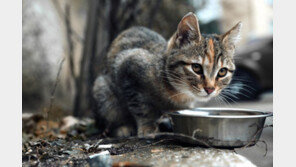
107,26,167,63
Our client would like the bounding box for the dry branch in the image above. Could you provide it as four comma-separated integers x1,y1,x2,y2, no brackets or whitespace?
46,58,65,131
234,124,273,156
51,0,84,43
64,4,77,82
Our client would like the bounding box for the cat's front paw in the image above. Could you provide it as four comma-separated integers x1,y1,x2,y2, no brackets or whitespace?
137,124,158,136
111,125,136,137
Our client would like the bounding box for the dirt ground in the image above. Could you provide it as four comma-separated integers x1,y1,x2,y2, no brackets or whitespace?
22,93,273,167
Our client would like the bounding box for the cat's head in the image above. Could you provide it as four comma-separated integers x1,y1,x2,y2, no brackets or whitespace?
165,12,242,103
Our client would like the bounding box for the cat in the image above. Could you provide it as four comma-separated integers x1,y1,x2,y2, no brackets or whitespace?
93,12,242,137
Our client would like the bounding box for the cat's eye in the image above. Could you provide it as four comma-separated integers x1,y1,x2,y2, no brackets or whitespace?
217,68,228,78
192,63,203,75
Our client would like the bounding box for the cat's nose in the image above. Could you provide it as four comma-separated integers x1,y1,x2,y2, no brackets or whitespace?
204,87,215,94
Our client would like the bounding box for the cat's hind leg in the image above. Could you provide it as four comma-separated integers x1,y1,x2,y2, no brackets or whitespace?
93,75,136,137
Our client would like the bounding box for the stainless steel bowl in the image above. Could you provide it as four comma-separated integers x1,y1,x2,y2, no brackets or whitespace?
168,108,273,148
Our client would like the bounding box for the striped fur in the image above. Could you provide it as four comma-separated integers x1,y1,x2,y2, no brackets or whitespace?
93,12,242,137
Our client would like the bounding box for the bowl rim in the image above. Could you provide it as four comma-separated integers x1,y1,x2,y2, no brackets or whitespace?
168,107,273,119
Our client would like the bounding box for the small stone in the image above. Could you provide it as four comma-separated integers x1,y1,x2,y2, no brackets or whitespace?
88,151,112,167
151,149,163,153
98,144,112,149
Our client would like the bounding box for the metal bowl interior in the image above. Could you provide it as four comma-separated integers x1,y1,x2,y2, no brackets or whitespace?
169,108,273,118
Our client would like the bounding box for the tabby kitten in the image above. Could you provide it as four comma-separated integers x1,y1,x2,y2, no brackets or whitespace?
93,12,242,137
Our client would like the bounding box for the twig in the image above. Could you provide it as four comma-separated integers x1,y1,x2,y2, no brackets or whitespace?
242,124,273,149
46,58,65,132
62,157,72,166
51,0,84,43
64,4,77,82
256,140,268,157
135,138,175,151
99,132,213,148
236,140,268,157
73,0,100,117
234,124,273,156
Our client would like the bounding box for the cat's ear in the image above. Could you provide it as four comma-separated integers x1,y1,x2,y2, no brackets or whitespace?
167,12,202,50
221,22,242,50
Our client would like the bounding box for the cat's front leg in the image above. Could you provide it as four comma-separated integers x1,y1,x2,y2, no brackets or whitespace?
127,101,160,136
135,116,159,136
121,81,160,136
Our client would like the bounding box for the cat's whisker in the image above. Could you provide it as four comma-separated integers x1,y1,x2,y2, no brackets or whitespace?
224,82,256,96
222,88,239,95
231,78,253,83
217,95,228,107
220,90,237,98
228,85,256,95
160,72,189,86
220,92,238,104
169,80,189,88
233,83,256,91
168,92,186,99
192,85,200,92
221,94,232,106
161,76,188,87
219,94,232,107
223,89,252,99
223,93,238,103
214,96,223,107
161,71,201,90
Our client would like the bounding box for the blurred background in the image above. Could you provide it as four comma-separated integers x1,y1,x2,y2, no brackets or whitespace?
22,0,273,118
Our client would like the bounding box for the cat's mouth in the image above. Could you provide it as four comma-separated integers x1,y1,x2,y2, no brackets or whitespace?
194,90,218,102
194,95,213,102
